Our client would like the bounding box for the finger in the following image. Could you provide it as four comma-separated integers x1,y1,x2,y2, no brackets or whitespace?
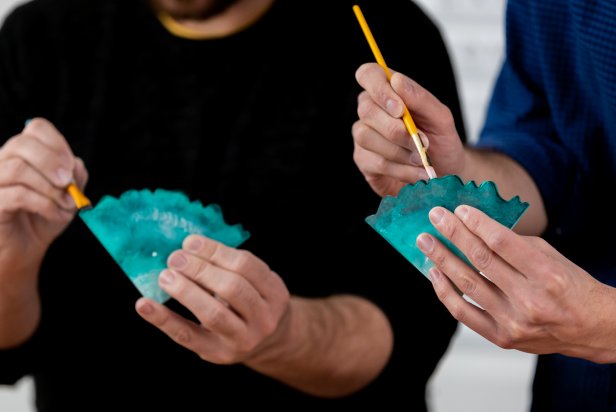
390,73,457,137
0,134,73,187
416,231,506,313
429,267,498,339
182,236,285,302
158,270,246,338
23,118,75,160
168,250,265,321
353,145,430,182
352,120,422,166
0,157,75,210
73,157,89,190
136,297,213,354
356,63,404,118
454,205,541,277
357,91,415,150
0,185,74,222
428,206,524,292
417,129,430,150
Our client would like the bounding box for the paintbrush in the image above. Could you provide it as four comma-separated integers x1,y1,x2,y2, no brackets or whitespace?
353,5,437,179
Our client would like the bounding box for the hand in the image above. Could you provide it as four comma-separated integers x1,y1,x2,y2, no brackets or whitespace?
136,235,291,365
0,118,88,268
353,63,466,197
416,205,616,363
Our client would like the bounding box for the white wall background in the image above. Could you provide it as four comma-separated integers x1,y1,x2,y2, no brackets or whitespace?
0,0,536,411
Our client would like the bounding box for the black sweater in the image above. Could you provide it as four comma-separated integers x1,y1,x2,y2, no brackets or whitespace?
0,0,465,410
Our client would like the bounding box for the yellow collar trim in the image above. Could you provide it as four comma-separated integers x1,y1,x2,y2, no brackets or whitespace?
157,2,274,40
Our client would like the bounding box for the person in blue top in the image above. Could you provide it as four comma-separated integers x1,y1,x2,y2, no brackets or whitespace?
352,0,616,410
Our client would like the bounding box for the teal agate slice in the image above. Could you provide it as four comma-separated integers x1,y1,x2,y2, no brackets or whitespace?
80,189,250,303
366,175,528,278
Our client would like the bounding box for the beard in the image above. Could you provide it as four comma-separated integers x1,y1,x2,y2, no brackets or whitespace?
152,0,241,20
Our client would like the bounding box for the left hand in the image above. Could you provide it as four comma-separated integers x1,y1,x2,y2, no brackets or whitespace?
416,205,616,363
136,235,291,365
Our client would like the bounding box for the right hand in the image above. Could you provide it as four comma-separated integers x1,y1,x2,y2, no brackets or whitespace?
353,63,466,197
0,118,88,268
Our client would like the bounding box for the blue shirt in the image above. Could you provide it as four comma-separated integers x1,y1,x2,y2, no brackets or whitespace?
477,1,616,410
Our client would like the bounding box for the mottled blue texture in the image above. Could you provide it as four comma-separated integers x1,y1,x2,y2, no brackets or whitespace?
366,175,528,278
80,189,249,303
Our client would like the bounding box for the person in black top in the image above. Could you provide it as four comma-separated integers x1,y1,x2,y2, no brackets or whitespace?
0,0,466,410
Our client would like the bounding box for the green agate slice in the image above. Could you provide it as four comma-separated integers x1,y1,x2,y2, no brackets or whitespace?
80,189,249,303
366,175,528,278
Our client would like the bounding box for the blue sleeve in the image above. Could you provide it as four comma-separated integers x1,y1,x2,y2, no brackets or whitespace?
475,1,582,225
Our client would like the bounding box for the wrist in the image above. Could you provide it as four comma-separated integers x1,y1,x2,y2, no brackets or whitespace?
456,146,475,182
583,283,616,364
244,297,304,369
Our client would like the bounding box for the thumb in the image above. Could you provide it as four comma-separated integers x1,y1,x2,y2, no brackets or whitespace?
390,72,456,135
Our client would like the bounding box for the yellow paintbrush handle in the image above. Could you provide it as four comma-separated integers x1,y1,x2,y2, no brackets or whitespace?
67,182,91,210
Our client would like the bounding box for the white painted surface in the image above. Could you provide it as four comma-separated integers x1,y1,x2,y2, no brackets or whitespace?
0,0,536,411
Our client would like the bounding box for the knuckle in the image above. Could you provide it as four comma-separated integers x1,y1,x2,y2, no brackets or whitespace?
357,96,374,119
172,327,193,345
393,145,409,162
437,105,455,128
260,314,279,338
463,210,481,232
494,331,514,349
207,305,226,328
449,301,466,323
458,274,478,297
231,250,253,273
440,217,457,240
8,186,26,205
485,231,510,254
469,245,493,270
352,146,364,165
431,248,447,268
217,353,236,365
505,320,526,344
355,64,370,84
26,117,48,132
352,122,369,146
385,120,404,140
236,336,259,354
5,157,27,181
374,156,389,174
544,271,567,296
376,89,391,109
218,277,241,300
434,281,449,302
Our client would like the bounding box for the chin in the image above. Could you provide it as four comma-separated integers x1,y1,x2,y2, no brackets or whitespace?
153,0,239,19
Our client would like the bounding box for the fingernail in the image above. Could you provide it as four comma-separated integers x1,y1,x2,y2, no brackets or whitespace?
410,151,422,166
24,118,32,127
456,206,469,220
139,302,154,315
418,170,429,181
188,238,202,252
419,131,430,149
159,270,175,286
416,234,434,254
169,253,187,269
429,207,445,225
386,99,402,117
429,267,442,282
56,168,72,186
63,192,76,208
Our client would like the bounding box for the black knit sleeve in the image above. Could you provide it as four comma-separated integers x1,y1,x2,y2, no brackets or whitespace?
0,2,46,385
